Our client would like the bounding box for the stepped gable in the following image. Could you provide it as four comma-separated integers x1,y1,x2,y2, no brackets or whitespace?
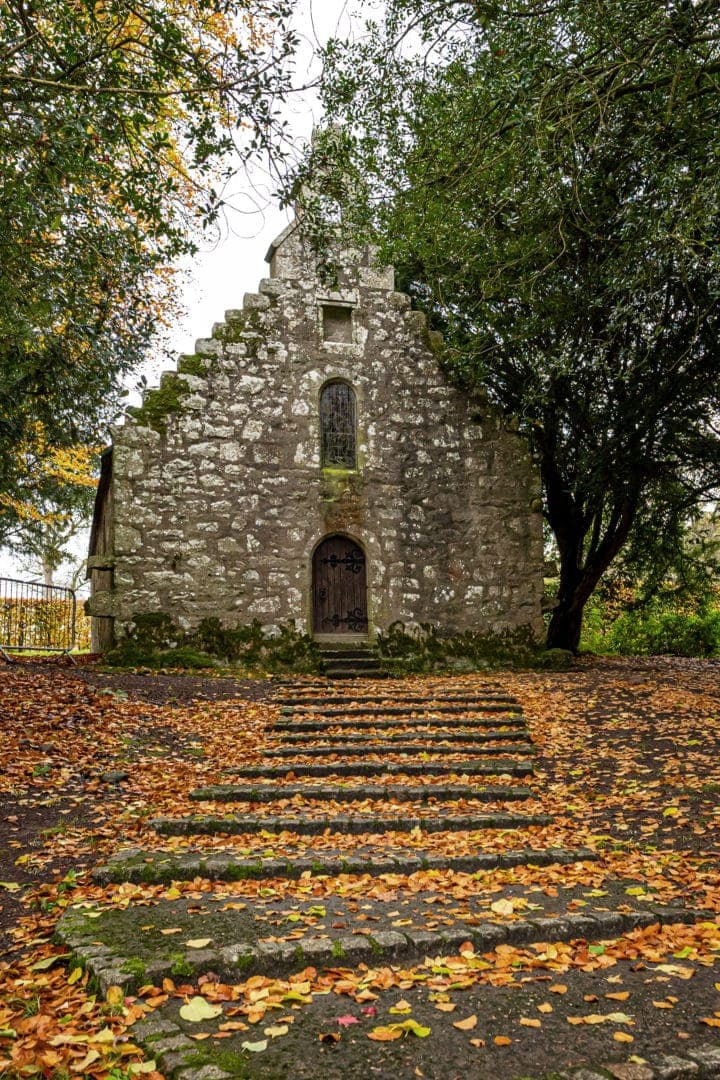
87,212,543,648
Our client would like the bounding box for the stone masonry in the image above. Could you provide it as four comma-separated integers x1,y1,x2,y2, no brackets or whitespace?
87,216,545,647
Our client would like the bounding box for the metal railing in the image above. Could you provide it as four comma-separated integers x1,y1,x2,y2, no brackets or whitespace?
0,577,77,661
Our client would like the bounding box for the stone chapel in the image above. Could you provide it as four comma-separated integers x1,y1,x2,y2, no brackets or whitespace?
87,217,545,651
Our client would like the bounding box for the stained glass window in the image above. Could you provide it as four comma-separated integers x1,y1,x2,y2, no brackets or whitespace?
320,381,357,469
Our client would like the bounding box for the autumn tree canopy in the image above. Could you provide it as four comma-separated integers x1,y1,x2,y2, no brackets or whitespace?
0,0,296,543
307,0,720,651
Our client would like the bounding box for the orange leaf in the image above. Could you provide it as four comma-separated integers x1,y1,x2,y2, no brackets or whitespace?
519,1018,541,1028
537,1003,553,1014
493,1035,512,1046
368,1026,403,1042
700,1018,720,1028
549,984,568,994
470,1038,486,1048
614,1032,634,1043
453,1015,478,1031
606,992,630,1001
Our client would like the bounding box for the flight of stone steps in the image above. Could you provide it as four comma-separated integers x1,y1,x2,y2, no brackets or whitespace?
58,678,707,1010
318,644,387,679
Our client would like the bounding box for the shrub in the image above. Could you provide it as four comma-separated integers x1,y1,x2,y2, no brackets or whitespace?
105,614,323,674
607,609,720,657
376,621,572,672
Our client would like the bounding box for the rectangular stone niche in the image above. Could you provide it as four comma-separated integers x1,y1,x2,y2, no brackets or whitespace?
322,304,353,343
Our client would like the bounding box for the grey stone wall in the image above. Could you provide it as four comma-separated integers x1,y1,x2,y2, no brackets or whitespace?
89,220,545,640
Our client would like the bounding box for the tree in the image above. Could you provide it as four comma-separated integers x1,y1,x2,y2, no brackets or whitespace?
303,0,720,650
1,429,98,586
0,0,296,541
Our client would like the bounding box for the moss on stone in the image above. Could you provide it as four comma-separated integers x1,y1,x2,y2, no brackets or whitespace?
120,957,147,979
177,354,208,378
169,953,194,978
183,1049,251,1078
129,374,191,435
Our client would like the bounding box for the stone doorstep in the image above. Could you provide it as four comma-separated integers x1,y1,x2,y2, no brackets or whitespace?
57,901,709,999
279,704,524,716
92,843,594,885
263,742,535,759
272,730,532,745
187,782,535,804
209,760,535,781
150,810,554,838
273,716,529,733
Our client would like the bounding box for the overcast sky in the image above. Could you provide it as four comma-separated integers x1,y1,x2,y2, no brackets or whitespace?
0,0,366,588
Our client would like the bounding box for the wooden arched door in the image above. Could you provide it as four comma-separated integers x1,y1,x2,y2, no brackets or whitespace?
312,536,368,636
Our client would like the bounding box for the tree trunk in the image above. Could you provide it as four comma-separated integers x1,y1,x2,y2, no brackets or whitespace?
43,560,54,587
546,601,585,652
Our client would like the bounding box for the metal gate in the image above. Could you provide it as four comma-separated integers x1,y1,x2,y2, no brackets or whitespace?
0,577,77,661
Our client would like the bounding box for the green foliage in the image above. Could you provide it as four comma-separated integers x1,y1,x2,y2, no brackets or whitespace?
581,594,720,658
307,0,720,652
376,621,572,672
105,614,323,674
0,0,295,534
608,610,720,658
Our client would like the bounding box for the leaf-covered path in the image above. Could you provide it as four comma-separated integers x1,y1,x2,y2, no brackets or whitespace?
0,658,718,1079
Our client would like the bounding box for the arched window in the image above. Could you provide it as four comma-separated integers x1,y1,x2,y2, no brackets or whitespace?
320,381,356,469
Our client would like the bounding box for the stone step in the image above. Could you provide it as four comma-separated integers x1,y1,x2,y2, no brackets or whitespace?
279,703,522,717
272,729,531,746
319,649,379,661
273,716,528,733
274,694,510,707
92,842,590,886
151,810,552,837
58,889,704,995
324,667,389,680
263,742,534,759
220,759,534,779
189,781,534,804
319,652,377,660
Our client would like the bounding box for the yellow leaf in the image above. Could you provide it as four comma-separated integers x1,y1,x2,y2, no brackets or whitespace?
159,928,183,936
389,1000,412,1015
490,899,514,916
71,1050,101,1072
614,1032,634,1043
264,1025,288,1038
652,1001,674,1009
519,1018,541,1028
453,1015,477,1031
470,1038,486,1048
185,938,212,949
67,967,83,985
537,1003,553,1014
606,992,629,1001
179,997,223,1023
549,984,568,994
435,1002,457,1013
